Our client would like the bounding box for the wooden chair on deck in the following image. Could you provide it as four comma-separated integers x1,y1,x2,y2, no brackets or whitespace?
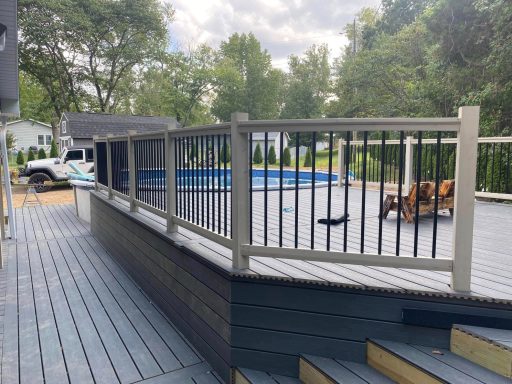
382,182,436,223
382,180,455,223
436,179,455,215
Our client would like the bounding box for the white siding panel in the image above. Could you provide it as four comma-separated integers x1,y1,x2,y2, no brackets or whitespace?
7,120,53,150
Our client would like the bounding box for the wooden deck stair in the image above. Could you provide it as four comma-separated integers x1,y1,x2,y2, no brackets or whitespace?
451,324,512,378
299,354,394,384
235,324,512,383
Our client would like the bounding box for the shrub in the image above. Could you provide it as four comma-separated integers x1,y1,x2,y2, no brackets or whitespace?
253,143,263,164
268,145,276,165
303,147,312,167
27,150,35,162
38,148,47,159
50,139,59,158
220,144,231,163
16,150,25,165
283,147,291,166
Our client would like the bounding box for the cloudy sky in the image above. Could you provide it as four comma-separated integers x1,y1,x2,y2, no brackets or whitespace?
167,0,381,70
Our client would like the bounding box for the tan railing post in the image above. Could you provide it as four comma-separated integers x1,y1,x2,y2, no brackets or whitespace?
337,139,344,187
106,134,114,200
93,135,99,192
231,112,250,269
127,131,137,212
166,119,178,233
404,135,414,193
451,106,480,292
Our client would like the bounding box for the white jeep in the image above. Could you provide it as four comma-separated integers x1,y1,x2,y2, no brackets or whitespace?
24,146,94,192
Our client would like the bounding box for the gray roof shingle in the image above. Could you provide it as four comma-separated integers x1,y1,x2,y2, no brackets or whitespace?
62,112,175,138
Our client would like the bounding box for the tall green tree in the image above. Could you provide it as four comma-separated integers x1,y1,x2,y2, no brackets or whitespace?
130,46,218,126
212,33,284,121
18,0,172,125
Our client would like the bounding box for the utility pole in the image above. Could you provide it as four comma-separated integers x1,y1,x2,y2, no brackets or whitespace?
352,17,358,141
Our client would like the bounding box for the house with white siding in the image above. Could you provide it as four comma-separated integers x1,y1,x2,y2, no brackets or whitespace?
7,119,53,150
251,132,290,160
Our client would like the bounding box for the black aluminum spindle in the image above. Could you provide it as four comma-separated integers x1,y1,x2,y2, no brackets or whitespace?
174,139,178,217
506,143,511,194
211,136,215,232
378,132,386,254
413,132,423,257
360,132,367,253
311,132,317,249
429,143,434,181
200,136,204,226
498,143,503,193
343,132,350,252
187,138,191,221
326,131,334,251
423,144,427,182
432,132,441,259
217,135,221,234
206,136,210,229
196,136,200,222
396,132,404,256
249,134,252,243
279,132,284,247
223,134,227,237
264,132,268,246
484,143,489,191
295,133,300,248
477,143,482,189
356,145,360,181
192,138,196,222
491,143,496,192
392,145,397,184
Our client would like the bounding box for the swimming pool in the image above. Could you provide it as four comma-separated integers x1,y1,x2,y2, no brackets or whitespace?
131,168,338,191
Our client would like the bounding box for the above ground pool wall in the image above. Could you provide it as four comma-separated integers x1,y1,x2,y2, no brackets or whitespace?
90,191,512,382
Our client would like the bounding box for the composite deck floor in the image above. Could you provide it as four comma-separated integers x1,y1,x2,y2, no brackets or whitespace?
0,204,222,384
128,185,512,303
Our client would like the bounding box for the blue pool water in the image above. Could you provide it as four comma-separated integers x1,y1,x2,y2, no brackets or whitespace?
131,169,338,190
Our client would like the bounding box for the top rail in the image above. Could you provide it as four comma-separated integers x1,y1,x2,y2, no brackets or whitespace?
238,117,461,133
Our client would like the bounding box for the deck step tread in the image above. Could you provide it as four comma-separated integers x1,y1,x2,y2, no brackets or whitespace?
371,339,510,384
237,367,301,384
454,324,512,349
302,354,394,383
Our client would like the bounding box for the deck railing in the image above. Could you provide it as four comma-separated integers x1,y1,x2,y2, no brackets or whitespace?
94,107,482,291
343,136,512,199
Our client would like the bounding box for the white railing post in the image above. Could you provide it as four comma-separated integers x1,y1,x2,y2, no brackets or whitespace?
166,119,178,233
231,112,250,269
337,139,344,187
106,134,113,200
404,135,413,193
451,106,480,292
127,130,137,212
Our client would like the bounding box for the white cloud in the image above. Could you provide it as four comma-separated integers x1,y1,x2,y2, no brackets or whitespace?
167,0,381,70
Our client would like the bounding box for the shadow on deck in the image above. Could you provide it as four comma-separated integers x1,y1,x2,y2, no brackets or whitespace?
0,205,222,384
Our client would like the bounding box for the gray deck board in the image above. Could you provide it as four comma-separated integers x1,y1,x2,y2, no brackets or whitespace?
1,205,213,384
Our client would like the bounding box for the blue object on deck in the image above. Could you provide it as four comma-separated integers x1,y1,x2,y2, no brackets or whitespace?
68,162,95,182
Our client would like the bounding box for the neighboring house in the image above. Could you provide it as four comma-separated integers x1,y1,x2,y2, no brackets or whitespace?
59,112,175,149
7,119,53,150
251,132,290,160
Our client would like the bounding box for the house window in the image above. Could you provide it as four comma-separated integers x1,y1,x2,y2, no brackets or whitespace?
38,135,45,145
46,135,52,145
62,121,67,133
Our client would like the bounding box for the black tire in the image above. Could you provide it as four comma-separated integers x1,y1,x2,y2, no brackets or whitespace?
28,173,52,193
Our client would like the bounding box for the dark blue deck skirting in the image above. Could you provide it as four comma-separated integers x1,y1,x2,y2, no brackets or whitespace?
90,192,512,382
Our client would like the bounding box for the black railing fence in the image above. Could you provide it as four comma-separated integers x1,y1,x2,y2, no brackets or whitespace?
93,108,483,292
346,137,512,194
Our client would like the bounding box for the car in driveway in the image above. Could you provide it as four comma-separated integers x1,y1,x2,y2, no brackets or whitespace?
23,146,94,192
